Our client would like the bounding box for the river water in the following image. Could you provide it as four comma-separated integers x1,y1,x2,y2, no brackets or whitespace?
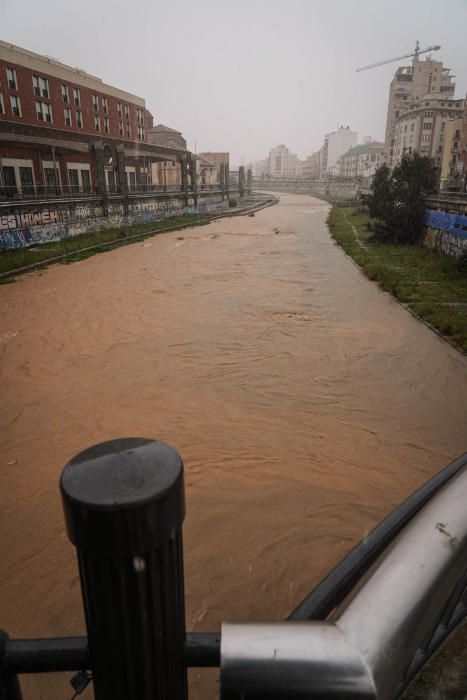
1,193,466,698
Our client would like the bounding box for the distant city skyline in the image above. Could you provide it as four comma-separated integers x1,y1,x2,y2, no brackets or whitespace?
3,0,467,164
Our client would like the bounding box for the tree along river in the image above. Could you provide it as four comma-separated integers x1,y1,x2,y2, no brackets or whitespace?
0,193,466,698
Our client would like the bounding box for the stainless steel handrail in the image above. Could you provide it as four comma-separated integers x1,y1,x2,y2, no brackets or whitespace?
337,463,467,698
221,461,467,698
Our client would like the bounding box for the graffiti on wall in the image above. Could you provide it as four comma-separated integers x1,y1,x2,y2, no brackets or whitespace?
0,211,62,231
422,209,467,260
0,194,229,250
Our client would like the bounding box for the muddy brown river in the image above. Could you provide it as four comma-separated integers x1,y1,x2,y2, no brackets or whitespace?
1,193,466,698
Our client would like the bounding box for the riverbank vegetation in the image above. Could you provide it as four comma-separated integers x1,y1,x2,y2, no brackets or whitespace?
366,153,438,244
0,213,208,279
328,206,467,353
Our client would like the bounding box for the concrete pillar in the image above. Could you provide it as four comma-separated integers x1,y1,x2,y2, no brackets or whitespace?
225,159,230,199
239,165,245,198
116,145,128,212
93,143,108,213
219,162,225,195
190,153,198,207
180,155,188,204
246,168,252,191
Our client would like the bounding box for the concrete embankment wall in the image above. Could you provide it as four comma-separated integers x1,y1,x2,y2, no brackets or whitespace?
255,182,359,200
0,190,238,250
309,182,359,199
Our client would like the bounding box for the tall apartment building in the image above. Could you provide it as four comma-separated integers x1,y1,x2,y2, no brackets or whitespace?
0,40,186,196
321,127,358,176
385,55,456,164
267,145,299,178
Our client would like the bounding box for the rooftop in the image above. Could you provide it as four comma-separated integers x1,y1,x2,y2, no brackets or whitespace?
0,39,145,106
148,124,183,135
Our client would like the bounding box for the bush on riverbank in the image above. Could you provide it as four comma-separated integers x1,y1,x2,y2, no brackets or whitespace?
366,154,438,244
327,207,467,353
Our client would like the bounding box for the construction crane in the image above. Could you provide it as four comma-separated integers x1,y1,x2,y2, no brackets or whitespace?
356,41,441,72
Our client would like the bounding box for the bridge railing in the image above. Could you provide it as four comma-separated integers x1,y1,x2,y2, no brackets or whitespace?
1,440,466,699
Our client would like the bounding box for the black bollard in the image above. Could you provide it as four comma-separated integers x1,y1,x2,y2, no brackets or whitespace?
60,438,187,700
0,631,22,700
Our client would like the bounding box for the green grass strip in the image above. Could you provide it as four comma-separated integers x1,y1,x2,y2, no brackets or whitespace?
327,207,467,354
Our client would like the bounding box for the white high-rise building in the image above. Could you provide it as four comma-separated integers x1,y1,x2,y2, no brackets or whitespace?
324,127,358,173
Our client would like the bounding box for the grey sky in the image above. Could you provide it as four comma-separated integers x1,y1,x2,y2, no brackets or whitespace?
3,0,467,166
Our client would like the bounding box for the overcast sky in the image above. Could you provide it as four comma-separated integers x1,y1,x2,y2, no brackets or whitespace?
3,0,467,166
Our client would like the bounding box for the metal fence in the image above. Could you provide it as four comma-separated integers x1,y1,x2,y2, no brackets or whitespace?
0,440,466,699
0,184,185,201
0,184,225,202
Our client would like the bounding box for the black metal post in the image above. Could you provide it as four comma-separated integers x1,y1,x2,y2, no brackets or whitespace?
60,438,187,700
0,632,22,700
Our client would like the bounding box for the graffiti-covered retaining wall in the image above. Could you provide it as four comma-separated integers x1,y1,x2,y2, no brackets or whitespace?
422,209,467,260
0,190,235,250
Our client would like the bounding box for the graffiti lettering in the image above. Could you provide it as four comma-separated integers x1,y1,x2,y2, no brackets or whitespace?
0,210,61,231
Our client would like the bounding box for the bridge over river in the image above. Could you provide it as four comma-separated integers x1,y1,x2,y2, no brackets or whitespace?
0,193,466,698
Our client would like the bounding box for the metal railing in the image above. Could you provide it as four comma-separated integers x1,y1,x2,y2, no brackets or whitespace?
430,191,467,201
0,184,100,200
0,184,230,203
0,440,466,699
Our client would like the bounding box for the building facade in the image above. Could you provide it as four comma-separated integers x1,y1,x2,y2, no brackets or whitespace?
324,126,358,174
301,151,321,180
439,117,463,191
391,95,464,171
338,141,385,181
249,159,268,177
0,40,187,197
197,155,217,186
385,56,456,165
266,145,299,178
198,152,229,185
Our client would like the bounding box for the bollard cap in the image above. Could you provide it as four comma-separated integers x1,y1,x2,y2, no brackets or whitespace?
60,438,185,557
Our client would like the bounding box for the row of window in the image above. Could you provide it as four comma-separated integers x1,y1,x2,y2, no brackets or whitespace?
63,107,83,128
3,66,142,124
398,118,451,135
61,84,82,106
1,160,148,195
0,92,144,139
1,162,92,195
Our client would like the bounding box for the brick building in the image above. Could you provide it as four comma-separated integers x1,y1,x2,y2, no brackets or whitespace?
0,40,188,197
